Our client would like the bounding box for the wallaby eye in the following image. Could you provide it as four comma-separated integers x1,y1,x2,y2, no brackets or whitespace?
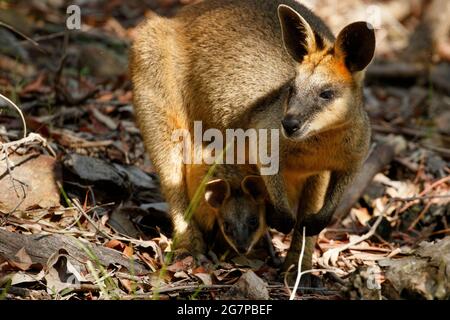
247,216,259,229
319,89,335,101
287,85,295,100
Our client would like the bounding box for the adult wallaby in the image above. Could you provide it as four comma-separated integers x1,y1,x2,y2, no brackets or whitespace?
130,0,375,269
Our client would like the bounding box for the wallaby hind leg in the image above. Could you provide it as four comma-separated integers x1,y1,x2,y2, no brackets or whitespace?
137,114,206,257
283,235,317,288
130,19,205,257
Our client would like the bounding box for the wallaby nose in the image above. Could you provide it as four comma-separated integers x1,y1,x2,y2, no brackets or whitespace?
236,241,248,254
237,245,247,254
282,118,300,136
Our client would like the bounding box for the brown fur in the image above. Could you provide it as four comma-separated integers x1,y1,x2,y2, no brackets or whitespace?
130,0,375,271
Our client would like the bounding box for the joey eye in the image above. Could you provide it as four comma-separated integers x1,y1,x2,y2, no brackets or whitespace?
247,216,259,229
223,221,233,234
319,89,335,101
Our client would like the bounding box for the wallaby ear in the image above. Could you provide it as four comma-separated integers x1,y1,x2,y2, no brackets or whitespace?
242,175,267,202
335,22,376,73
278,4,319,62
205,179,230,209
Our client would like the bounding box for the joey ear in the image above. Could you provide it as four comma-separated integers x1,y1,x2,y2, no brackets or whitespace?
278,4,321,62
242,175,267,202
205,179,230,209
335,22,376,73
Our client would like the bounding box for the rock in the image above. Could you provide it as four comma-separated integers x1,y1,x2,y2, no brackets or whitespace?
347,265,383,300
137,202,173,237
108,204,173,238
223,270,269,300
63,153,127,195
380,237,450,300
108,206,143,239
63,154,165,203
113,164,158,191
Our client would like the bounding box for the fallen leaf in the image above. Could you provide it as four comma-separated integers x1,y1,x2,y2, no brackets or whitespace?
194,273,213,286
351,208,372,226
10,248,33,271
10,270,45,286
123,245,134,258
0,154,61,213
166,256,194,273
105,239,125,250
118,278,133,293
44,252,88,295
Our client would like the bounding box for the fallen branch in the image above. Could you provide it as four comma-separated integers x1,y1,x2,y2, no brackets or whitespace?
290,227,306,300
0,21,42,52
334,136,407,222
0,229,147,275
366,62,427,81
70,197,114,240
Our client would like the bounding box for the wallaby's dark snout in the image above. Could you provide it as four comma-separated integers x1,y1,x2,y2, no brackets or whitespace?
281,117,300,136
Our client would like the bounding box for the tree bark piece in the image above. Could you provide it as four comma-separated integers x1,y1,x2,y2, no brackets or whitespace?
0,229,148,274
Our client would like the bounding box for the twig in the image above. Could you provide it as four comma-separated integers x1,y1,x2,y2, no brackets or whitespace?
283,263,295,297
289,227,338,300
366,62,427,80
322,214,385,267
399,176,450,213
0,118,53,214
421,144,450,159
391,194,450,202
408,201,432,230
0,149,28,210
0,93,27,138
0,132,56,157
0,21,42,52
429,229,450,236
155,284,232,294
71,198,113,240
418,176,450,197
290,227,306,300
371,124,427,138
